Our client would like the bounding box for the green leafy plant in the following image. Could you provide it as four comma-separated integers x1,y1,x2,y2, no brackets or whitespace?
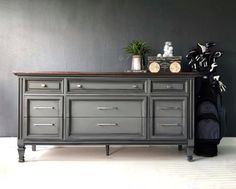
125,40,151,57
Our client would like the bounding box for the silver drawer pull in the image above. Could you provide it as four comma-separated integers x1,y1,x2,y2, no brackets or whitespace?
33,106,55,109
160,123,181,127
97,123,118,127
132,85,139,89
97,107,118,110
41,84,47,88
33,123,55,126
160,107,181,110
166,85,174,89
77,84,83,88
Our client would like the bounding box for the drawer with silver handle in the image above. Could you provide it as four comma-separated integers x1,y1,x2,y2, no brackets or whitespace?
24,97,63,117
153,100,185,117
152,117,187,138
24,118,62,138
25,79,63,93
151,80,187,93
151,97,187,118
67,97,146,118
67,117,145,139
67,79,145,93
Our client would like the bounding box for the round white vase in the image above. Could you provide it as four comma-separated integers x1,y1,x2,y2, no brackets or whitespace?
131,55,142,71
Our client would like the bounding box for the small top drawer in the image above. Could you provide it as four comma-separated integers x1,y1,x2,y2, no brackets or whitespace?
25,79,63,93
67,79,145,93
151,80,188,93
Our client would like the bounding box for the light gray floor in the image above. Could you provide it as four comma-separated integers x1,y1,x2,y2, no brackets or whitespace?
0,137,236,189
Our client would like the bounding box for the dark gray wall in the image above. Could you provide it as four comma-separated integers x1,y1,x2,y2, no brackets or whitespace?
0,0,235,136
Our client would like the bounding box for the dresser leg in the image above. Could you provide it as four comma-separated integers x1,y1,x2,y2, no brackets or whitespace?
187,146,194,162
18,145,26,162
178,145,183,151
32,145,36,151
106,145,110,156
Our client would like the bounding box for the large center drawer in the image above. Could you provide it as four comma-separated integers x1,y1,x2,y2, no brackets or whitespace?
66,97,147,118
69,118,143,134
66,117,146,139
67,79,146,93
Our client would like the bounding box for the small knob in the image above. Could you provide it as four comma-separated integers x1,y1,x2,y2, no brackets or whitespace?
41,84,47,88
77,84,83,88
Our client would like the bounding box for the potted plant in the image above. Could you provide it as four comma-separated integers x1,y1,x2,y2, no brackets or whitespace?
125,40,151,71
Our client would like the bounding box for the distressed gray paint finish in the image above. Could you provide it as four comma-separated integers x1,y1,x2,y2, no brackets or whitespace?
1,0,235,137
15,72,197,162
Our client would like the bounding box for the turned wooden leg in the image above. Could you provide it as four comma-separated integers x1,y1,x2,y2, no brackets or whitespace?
18,145,26,162
32,145,36,151
106,145,109,156
178,145,183,151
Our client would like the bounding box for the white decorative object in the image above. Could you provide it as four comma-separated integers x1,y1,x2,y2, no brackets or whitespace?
131,55,142,71
157,53,162,57
198,43,207,53
163,41,173,57
213,75,226,92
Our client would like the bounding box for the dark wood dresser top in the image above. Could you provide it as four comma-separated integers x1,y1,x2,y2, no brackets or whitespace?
13,71,200,77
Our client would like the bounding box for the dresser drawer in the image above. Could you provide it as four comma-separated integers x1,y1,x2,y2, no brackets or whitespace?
67,79,145,93
151,80,187,93
24,118,62,139
67,117,145,139
153,99,186,117
150,97,187,118
25,79,63,93
67,97,146,118
152,117,187,138
24,96,63,117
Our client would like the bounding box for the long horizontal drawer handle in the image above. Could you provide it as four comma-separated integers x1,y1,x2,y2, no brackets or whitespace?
160,123,181,127
132,85,140,89
77,84,83,88
33,106,55,109
166,85,174,89
97,106,118,110
160,107,181,110
40,84,47,88
33,123,55,126
97,123,118,127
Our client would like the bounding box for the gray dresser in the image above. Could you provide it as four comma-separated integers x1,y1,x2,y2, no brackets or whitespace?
14,72,198,162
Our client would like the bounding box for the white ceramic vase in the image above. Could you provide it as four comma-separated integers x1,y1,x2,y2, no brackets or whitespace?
131,55,142,71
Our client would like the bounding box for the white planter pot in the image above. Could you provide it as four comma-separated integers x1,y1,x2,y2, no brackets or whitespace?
131,55,142,71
